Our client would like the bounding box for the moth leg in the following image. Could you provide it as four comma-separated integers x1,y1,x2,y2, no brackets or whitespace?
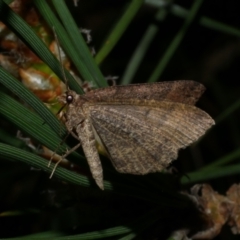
64,117,82,140
49,114,84,174
48,118,81,175
68,129,81,141
48,132,70,167
49,141,82,179
49,128,82,179
48,109,70,167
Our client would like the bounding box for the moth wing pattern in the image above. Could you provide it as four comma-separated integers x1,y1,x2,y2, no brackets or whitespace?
88,101,214,174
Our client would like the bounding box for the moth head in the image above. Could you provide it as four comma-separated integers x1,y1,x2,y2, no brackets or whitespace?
58,90,86,108
64,89,79,105
58,90,76,105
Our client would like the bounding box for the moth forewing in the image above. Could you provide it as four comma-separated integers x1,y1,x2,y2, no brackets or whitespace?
83,80,205,105
75,117,104,190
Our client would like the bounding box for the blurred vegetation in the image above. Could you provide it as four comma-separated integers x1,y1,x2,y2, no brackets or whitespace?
0,0,240,239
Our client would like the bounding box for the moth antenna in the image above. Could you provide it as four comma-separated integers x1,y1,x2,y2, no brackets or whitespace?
52,26,69,89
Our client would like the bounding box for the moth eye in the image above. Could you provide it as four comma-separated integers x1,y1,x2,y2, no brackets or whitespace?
66,94,73,104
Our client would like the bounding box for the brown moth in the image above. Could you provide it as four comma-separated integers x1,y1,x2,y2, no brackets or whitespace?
58,80,214,190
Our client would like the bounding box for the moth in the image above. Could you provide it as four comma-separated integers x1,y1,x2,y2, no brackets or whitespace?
58,80,215,190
